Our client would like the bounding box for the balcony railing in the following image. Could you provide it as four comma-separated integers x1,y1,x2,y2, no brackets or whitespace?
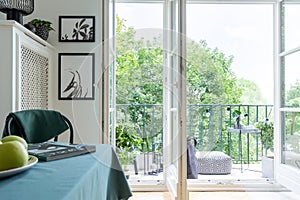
116,104,274,175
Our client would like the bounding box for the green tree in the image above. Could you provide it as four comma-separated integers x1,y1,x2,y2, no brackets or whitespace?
115,16,164,153
116,18,242,105
237,78,266,104
286,80,300,103
186,40,241,105
115,16,244,155
286,80,300,135
185,40,242,153
116,16,163,105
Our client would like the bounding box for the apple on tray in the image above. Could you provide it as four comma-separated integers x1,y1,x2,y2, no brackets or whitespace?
0,136,28,171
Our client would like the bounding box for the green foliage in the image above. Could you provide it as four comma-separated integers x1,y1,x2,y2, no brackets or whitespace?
232,109,241,118
285,81,300,135
186,40,242,104
116,123,141,150
117,147,135,166
116,123,140,166
115,15,256,158
28,19,55,31
116,16,241,106
116,17,163,105
255,120,274,150
286,80,300,103
237,78,267,104
126,105,162,153
288,98,300,107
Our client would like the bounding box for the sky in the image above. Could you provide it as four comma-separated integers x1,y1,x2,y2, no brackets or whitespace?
116,3,275,104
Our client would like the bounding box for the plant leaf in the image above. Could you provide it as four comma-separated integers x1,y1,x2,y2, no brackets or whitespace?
72,31,77,38
79,18,86,27
80,24,89,30
79,31,87,38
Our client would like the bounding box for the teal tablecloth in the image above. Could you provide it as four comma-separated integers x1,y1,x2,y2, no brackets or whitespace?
0,144,132,200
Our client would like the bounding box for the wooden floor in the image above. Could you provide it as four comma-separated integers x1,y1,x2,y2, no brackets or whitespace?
190,192,300,200
130,192,171,200
130,191,300,200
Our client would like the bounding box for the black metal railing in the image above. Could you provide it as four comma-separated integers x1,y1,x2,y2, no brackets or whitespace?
116,104,274,174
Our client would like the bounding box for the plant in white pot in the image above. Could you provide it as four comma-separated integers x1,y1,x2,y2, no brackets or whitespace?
255,119,274,178
255,119,274,154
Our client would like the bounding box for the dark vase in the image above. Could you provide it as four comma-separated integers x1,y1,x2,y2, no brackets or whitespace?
234,116,242,129
35,25,49,40
24,24,36,33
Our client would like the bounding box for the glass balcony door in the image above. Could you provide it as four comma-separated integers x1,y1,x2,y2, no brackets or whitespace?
164,0,187,199
110,0,187,197
276,0,300,193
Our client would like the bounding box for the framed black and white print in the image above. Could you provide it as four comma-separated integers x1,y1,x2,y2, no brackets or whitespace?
58,53,95,100
59,16,95,42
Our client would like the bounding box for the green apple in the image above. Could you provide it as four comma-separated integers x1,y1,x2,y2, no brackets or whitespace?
0,141,28,171
1,135,28,150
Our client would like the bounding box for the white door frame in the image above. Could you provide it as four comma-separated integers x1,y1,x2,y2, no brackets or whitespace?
163,0,187,199
100,0,110,144
275,0,300,195
103,0,295,199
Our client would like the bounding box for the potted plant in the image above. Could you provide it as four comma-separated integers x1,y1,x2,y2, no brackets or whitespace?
135,134,154,173
117,147,135,179
255,119,274,178
26,19,55,40
232,109,242,129
255,119,274,153
116,123,142,177
231,109,250,129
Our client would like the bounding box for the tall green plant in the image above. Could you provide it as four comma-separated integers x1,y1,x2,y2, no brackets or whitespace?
117,147,135,167
255,119,274,152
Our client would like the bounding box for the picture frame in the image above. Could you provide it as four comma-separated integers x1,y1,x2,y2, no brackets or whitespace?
59,16,95,42
58,53,95,100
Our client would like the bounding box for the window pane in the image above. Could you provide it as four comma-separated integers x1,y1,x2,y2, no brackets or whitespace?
115,1,164,183
281,1,300,51
282,51,300,107
282,111,300,170
186,4,273,105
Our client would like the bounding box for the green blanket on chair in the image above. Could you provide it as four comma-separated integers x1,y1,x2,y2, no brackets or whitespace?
2,109,69,143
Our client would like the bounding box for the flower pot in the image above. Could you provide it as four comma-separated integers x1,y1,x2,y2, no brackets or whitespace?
234,116,243,129
35,26,49,40
135,153,153,170
262,155,274,178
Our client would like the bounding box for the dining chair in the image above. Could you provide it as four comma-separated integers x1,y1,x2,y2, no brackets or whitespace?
2,109,74,144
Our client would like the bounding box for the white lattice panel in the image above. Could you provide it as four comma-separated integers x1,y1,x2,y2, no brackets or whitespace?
20,45,49,110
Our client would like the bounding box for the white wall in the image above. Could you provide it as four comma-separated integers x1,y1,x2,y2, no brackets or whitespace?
18,0,102,144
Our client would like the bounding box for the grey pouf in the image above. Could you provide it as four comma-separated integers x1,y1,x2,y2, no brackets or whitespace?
196,151,232,175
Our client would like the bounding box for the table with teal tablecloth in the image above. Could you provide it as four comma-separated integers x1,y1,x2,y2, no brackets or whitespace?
0,144,132,200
